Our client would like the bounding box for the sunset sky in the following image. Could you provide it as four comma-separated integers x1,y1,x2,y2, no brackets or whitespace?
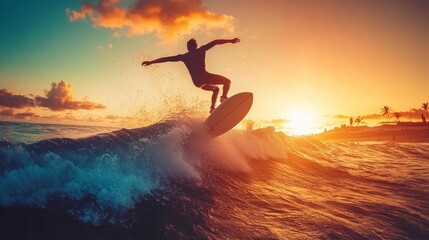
1,0,429,134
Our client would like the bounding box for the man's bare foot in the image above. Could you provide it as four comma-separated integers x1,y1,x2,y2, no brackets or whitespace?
220,96,228,103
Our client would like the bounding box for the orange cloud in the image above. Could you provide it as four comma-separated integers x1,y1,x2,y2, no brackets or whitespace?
270,118,289,124
0,89,35,108
35,80,105,111
105,114,121,120
67,0,234,42
330,114,351,119
0,108,15,116
361,114,383,120
15,111,39,120
0,108,39,120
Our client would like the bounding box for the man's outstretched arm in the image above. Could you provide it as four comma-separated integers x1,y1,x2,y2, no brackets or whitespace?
203,38,240,50
142,55,181,66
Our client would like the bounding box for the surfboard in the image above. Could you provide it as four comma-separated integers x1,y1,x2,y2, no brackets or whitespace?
205,92,253,137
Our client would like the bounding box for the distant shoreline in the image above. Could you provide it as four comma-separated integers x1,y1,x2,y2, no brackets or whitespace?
314,125,429,143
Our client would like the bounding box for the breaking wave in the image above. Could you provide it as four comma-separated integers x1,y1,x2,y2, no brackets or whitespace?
0,119,428,239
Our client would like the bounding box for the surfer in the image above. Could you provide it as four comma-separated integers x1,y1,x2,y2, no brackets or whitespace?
142,38,241,113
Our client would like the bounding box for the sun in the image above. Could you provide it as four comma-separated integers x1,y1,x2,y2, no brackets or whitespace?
288,109,319,136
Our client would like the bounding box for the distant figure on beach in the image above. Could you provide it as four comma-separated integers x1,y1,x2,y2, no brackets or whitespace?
421,113,427,125
142,38,241,113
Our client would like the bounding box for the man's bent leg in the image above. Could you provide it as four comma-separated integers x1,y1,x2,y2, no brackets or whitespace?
205,74,231,98
201,84,219,112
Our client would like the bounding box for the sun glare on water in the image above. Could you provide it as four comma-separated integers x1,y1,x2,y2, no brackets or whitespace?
288,109,319,136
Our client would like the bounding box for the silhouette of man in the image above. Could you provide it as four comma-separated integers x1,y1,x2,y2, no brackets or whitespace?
142,38,240,113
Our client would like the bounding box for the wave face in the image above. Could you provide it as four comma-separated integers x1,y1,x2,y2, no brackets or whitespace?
1,120,429,239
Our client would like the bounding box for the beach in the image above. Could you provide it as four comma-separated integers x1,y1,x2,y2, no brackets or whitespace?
315,125,429,143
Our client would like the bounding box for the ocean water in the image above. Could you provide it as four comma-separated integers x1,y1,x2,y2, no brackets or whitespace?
0,120,428,239
0,121,119,143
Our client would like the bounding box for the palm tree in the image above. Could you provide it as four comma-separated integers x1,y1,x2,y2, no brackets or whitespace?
422,102,428,119
380,106,392,124
355,116,366,126
393,112,402,123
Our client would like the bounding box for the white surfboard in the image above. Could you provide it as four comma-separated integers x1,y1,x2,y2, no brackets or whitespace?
205,92,253,137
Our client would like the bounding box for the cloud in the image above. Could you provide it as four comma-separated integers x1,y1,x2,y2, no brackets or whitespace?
1,81,105,112
0,108,15,116
35,80,105,111
105,114,121,120
67,0,234,42
329,114,351,119
329,113,385,120
0,89,35,108
270,118,289,124
15,111,38,120
0,108,38,120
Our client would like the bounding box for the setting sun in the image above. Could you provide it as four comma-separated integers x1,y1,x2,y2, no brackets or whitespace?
288,109,319,135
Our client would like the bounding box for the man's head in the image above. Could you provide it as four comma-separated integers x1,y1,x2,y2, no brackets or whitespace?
187,38,197,51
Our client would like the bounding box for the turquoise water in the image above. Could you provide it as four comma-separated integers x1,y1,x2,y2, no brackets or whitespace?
0,121,118,143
